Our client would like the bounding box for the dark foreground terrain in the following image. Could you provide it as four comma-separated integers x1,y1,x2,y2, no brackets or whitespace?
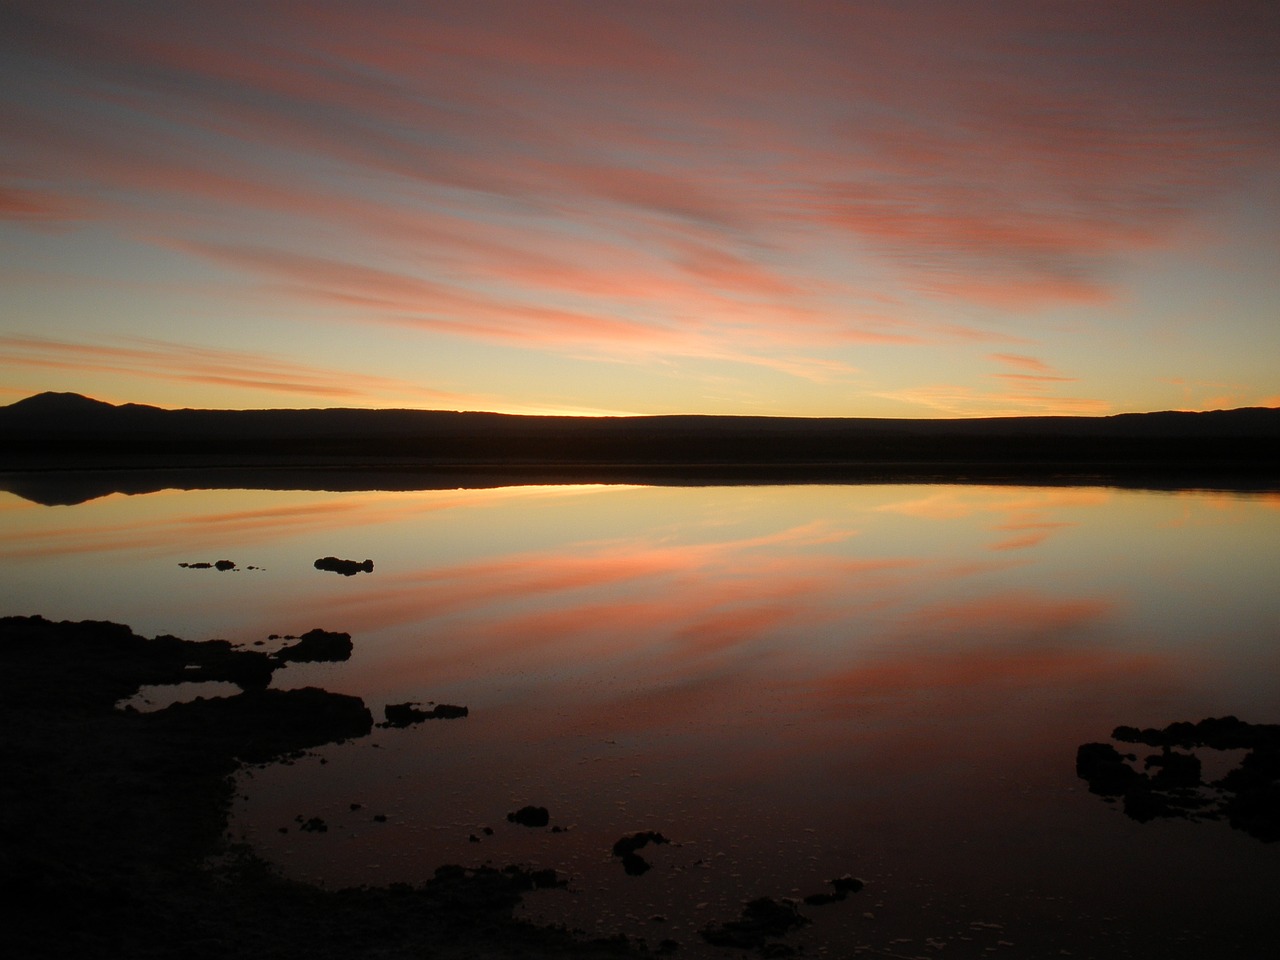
0,615,635,959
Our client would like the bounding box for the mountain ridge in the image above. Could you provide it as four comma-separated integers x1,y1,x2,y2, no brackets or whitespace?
6,390,1279,432
3,392,1278,485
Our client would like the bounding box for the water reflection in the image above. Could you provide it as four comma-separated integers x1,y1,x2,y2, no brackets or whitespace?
3,482,1279,957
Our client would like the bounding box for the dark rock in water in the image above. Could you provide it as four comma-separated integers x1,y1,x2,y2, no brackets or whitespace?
612,830,670,857
314,556,374,576
1113,716,1280,751
802,874,864,906
426,702,468,719
507,805,550,827
504,865,565,891
178,560,237,571
1076,742,1143,796
382,701,470,727
830,874,864,894
1218,747,1280,842
300,816,328,833
215,559,236,571
701,897,810,951
147,686,374,764
1122,784,1168,822
612,831,670,876
274,628,354,663
802,891,839,906
1145,748,1202,788
1080,717,1280,842
621,853,651,875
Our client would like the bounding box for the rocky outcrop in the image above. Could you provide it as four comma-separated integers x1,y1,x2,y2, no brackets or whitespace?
382,701,470,727
314,557,374,576
274,628,354,663
1077,717,1280,842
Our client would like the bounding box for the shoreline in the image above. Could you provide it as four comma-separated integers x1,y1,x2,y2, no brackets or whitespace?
0,614,638,959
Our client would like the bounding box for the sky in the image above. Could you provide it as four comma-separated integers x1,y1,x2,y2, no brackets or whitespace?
2,0,1278,418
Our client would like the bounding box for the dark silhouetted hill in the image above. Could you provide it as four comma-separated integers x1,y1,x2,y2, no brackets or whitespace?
2,393,1278,497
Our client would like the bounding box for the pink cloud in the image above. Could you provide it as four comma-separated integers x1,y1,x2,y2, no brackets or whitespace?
0,183,86,222
875,383,1111,418
990,354,1053,373
3,0,1278,409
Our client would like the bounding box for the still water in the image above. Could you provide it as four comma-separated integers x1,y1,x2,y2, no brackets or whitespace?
4,481,1279,957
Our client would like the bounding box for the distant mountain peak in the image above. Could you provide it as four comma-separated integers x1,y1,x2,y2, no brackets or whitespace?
7,392,117,413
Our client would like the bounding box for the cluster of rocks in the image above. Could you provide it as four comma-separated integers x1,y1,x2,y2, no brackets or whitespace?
0,615,632,960
179,559,239,571
177,556,375,576
2,613,882,958
382,701,469,727
698,877,865,955
701,896,811,952
1077,716,1280,842
272,628,354,663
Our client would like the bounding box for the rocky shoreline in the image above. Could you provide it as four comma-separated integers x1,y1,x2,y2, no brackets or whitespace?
0,615,636,959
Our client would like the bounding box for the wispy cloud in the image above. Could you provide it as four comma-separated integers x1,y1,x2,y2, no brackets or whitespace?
0,334,477,408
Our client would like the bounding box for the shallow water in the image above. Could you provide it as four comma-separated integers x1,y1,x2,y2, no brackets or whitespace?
4,481,1279,957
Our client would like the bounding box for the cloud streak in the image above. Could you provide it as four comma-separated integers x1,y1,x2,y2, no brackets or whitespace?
0,334,478,408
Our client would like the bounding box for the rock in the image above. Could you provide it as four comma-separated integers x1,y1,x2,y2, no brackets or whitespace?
147,687,374,764
1145,748,1202,788
612,831,669,876
612,830,670,857
381,701,469,727
803,875,863,906
274,628,354,663
1219,748,1280,842
701,897,810,951
831,874,864,894
314,556,373,576
1076,742,1143,796
802,892,840,906
622,853,651,875
507,805,550,827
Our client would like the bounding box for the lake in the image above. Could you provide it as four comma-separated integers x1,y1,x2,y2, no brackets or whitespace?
3,480,1278,957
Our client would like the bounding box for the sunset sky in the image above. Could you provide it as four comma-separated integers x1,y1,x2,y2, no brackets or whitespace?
2,1,1278,418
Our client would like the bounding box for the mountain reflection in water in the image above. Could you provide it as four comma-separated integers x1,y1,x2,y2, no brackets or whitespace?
3,481,1278,957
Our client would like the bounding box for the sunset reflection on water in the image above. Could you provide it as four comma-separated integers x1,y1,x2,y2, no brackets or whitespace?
3,481,1278,956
